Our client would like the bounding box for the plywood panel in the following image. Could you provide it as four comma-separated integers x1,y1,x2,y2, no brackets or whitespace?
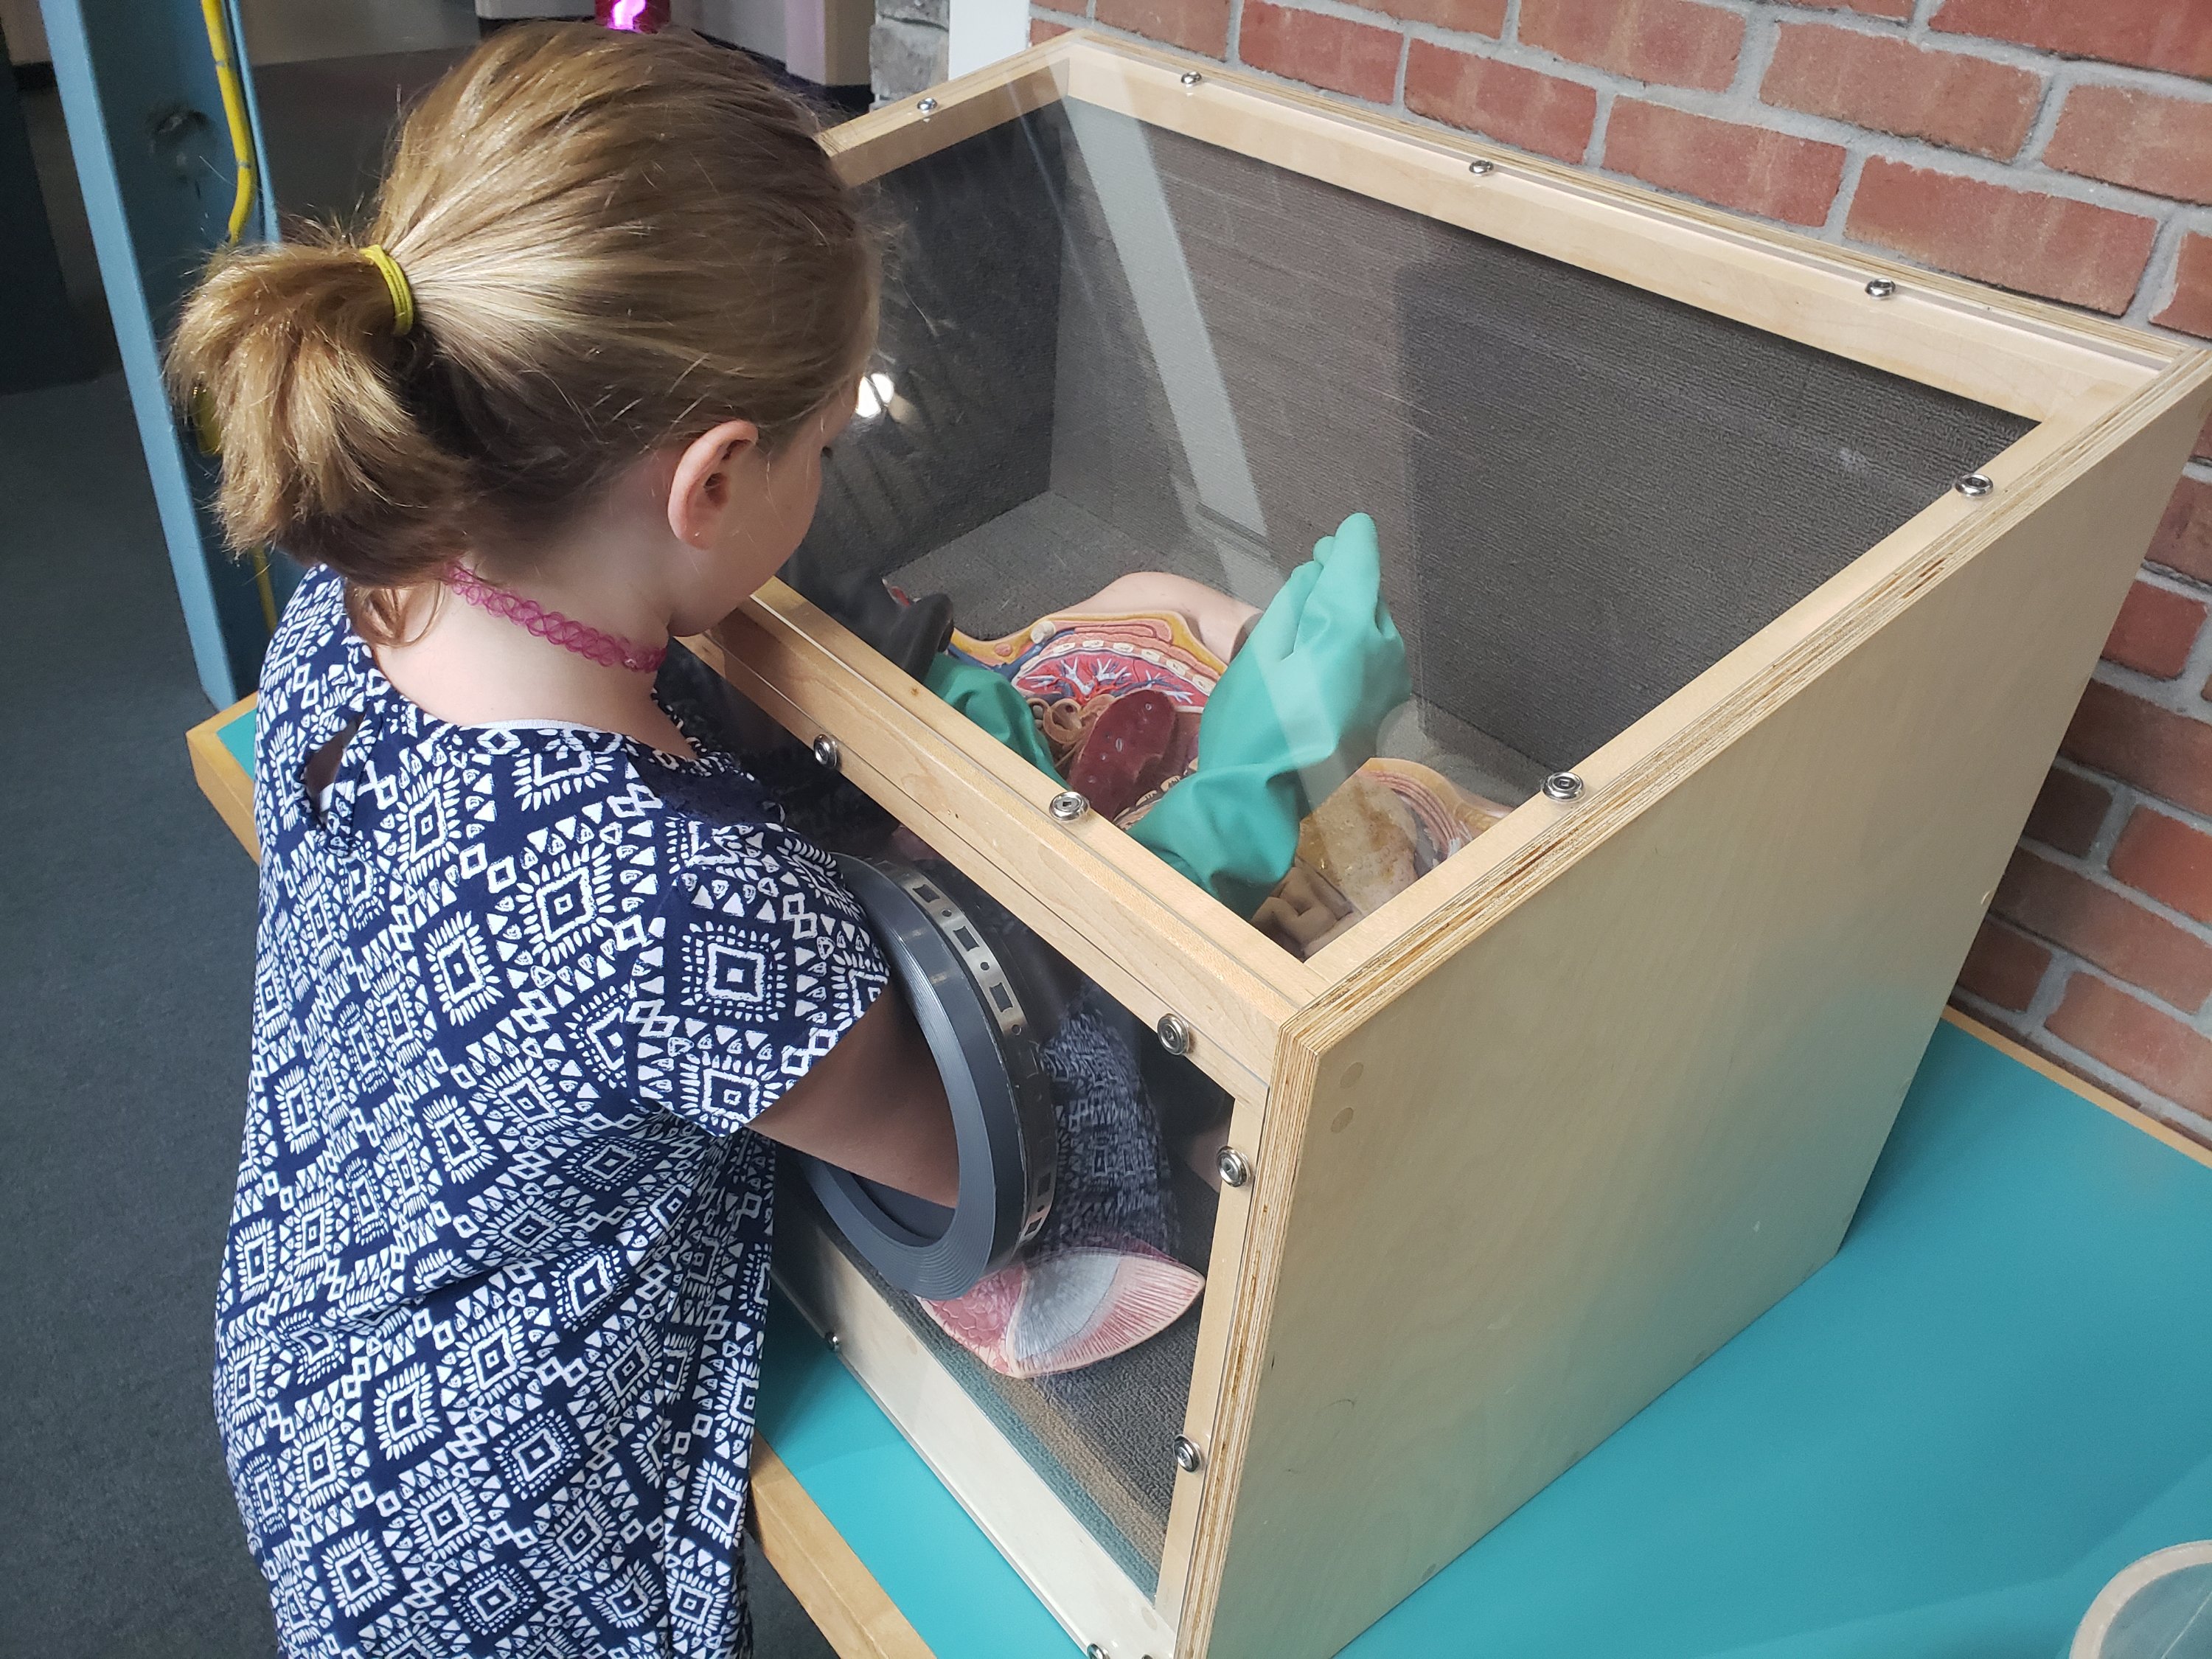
187,695,259,860
698,594,1315,1102
1187,368,2212,1659
750,1443,937,1659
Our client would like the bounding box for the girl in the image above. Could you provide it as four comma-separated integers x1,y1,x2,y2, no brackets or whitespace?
168,24,958,1657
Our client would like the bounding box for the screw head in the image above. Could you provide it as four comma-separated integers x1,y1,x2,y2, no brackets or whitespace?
1157,1012,1194,1056
1542,771,1585,802
1954,472,1994,498
1468,158,1496,176
1179,69,1203,86
1864,276,1898,299
1088,1647,1109,1659
1173,1434,1204,1473
1048,790,1091,823
826,1330,841,1352
812,734,841,771
1217,1146,1251,1188
916,95,939,114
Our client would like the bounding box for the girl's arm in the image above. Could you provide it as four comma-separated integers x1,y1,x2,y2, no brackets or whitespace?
749,988,959,1207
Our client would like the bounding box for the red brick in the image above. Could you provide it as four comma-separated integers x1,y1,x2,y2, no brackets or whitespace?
2111,807,2212,925
2046,972,2212,1117
2104,580,2208,680
1846,160,2157,315
2150,475,2212,585
1930,0,2212,81
1520,0,1742,92
1604,100,1845,226
1761,24,2039,161
2047,86,2212,206
1404,43,1597,163
1237,1,1401,102
1093,0,1228,55
1034,0,1081,21
1031,15,1072,38
1781,0,1911,16
1992,846,2212,1009
1363,0,1504,35
2025,766,2114,857
2154,233,2212,342
1957,918,2053,1012
2062,679,2212,819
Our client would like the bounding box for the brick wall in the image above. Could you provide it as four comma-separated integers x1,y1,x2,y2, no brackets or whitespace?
1020,0,2212,1141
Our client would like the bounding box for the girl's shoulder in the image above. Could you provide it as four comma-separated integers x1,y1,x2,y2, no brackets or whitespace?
253,567,806,878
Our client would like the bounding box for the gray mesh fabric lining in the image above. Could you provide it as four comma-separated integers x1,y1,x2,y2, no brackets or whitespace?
793,100,2031,769
785,1173,1200,1591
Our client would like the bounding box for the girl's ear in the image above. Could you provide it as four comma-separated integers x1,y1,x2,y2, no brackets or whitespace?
666,418,762,547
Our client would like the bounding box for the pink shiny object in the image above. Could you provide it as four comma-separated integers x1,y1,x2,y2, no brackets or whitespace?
597,0,668,29
444,564,667,674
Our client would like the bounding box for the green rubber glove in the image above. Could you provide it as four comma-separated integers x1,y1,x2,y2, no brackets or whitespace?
925,652,1063,781
1130,513,1411,917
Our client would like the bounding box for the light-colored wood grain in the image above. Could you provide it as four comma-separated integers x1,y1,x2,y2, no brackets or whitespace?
1178,362,2212,1659
775,1205,1178,1659
821,43,1068,187
187,695,260,861
1148,1091,1263,1638
697,591,1318,1103
1055,38,2169,422
1940,1006,2212,1173
749,1441,936,1659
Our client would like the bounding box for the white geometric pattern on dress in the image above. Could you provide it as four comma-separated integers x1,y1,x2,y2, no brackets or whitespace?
218,568,886,1658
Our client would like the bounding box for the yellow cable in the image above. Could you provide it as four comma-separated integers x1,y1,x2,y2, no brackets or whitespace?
197,0,278,631
199,0,257,247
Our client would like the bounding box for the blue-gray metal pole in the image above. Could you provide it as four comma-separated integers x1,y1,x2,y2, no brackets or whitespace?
40,0,275,707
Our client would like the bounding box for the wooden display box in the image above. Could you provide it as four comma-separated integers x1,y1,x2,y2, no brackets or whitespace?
692,33,2212,1659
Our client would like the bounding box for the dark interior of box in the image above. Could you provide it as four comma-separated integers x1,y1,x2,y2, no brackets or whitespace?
796,100,2033,792
779,97,2034,1585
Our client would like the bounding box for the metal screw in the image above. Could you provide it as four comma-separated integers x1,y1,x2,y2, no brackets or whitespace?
1864,276,1898,299
812,734,841,771
826,1330,841,1352
1468,158,1496,176
1157,1012,1194,1056
1217,1146,1251,1188
1180,69,1203,86
1173,1435,1204,1473
917,95,939,114
1954,473,1994,498
1542,771,1585,801
1088,1647,1109,1659
1048,790,1091,823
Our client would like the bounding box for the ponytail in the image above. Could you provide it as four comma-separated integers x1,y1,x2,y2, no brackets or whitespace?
164,23,877,643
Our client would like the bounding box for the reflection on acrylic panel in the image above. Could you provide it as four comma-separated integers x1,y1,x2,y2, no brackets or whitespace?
799,97,2030,766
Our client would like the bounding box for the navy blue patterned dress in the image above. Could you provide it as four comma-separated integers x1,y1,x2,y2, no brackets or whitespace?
216,567,886,1657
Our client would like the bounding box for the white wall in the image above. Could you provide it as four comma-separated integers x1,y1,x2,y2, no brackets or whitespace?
946,0,1022,80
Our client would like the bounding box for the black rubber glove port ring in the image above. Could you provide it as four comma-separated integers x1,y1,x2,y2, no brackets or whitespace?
801,856,1057,1300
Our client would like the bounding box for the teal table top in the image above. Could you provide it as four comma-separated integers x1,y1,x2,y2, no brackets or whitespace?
209,702,2212,1655
759,1021,2212,1659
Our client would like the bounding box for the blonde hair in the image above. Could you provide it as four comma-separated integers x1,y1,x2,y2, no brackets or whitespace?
165,23,876,640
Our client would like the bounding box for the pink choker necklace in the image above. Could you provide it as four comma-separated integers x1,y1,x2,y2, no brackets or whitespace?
444,564,668,674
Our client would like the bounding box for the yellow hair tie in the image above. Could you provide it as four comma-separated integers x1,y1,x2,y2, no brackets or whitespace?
360,244,414,337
